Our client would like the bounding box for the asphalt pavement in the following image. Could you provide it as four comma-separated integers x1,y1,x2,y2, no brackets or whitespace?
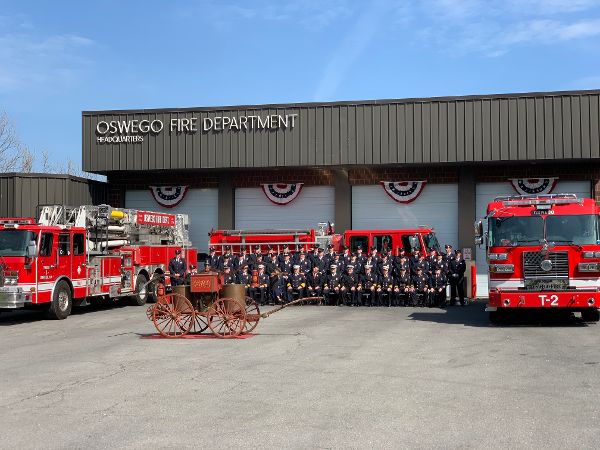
1,301,599,449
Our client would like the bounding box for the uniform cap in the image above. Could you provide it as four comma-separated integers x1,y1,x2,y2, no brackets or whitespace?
330,264,337,269
254,245,261,250
317,248,324,253
371,246,377,251
347,265,354,269
283,244,289,249
293,265,300,269
445,244,452,249
365,264,372,269
400,267,407,271
224,266,231,270
327,244,334,249
175,249,181,254
284,253,291,258
382,265,389,270
209,247,215,252
357,245,362,250
225,245,231,250
258,264,265,268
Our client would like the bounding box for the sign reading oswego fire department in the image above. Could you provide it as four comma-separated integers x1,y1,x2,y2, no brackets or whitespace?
95,113,299,144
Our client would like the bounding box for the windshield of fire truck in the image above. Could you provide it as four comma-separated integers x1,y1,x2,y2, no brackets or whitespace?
423,233,441,253
488,216,544,246
546,214,599,245
0,230,37,256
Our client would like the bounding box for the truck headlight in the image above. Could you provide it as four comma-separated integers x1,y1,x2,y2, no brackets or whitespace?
582,251,600,258
489,253,508,261
489,264,514,273
578,262,600,272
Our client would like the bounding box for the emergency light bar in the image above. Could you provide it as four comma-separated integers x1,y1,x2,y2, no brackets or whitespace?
494,193,580,206
0,218,36,225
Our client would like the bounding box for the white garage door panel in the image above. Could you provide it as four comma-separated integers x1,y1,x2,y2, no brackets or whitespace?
475,181,591,297
125,189,218,253
352,184,459,251
235,187,335,229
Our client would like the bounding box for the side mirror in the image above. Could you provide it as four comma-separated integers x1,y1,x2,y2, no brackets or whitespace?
474,236,483,246
474,220,483,238
26,241,38,258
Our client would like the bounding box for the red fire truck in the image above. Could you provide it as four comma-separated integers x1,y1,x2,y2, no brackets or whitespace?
209,222,441,256
0,204,197,319
475,194,600,323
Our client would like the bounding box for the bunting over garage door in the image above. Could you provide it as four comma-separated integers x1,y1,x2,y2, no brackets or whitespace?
351,184,459,252
125,188,218,253
235,186,335,230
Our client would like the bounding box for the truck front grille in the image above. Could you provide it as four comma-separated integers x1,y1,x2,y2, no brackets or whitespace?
523,251,569,279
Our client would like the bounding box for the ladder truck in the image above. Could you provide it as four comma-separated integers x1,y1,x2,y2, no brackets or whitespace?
0,204,197,319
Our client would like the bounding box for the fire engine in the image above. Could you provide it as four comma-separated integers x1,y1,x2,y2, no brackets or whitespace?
0,204,197,319
475,193,600,323
209,222,441,256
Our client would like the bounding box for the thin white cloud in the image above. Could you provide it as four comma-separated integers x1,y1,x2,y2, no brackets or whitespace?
313,1,390,100
0,32,93,93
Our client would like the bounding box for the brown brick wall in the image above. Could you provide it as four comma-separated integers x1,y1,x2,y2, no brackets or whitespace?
231,168,335,188
348,166,458,184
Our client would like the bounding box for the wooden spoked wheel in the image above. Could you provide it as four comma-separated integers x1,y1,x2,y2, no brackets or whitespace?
207,297,247,338
244,297,260,333
192,313,209,334
152,293,195,338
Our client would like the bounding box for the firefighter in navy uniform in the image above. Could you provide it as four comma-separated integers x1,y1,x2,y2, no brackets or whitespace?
341,264,359,306
222,266,236,285
355,245,366,265
306,265,324,302
168,250,187,286
443,244,455,262
361,264,379,307
412,267,430,307
409,249,421,275
278,244,291,265
286,265,306,303
298,251,312,275
233,252,248,273
432,253,449,276
313,248,329,273
395,267,413,306
236,265,252,297
248,245,262,266
448,250,467,306
207,247,221,272
270,269,286,305
253,264,270,305
349,254,364,276
341,246,352,265
430,266,448,308
266,253,279,275
279,253,293,280
377,265,395,307
323,264,342,306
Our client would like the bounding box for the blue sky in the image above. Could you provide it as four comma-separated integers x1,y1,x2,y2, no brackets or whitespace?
1,0,600,172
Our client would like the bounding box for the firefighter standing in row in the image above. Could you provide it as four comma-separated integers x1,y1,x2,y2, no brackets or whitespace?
168,249,186,286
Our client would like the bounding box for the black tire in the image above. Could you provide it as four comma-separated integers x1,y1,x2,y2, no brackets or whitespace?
130,273,149,306
45,280,72,320
581,309,600,323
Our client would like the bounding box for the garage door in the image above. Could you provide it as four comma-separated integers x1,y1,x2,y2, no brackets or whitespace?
125,189,218,253
352,184,458,250
475,181,591,297
235,186,335,229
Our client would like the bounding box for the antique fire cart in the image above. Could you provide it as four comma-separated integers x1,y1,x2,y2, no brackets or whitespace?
146,272,319,338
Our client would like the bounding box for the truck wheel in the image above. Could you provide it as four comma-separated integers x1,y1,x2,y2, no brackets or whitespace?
581,309,600,323
130,273,149,306
45,280,72,320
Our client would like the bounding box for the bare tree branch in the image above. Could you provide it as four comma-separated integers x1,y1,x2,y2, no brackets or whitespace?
0,112,21,172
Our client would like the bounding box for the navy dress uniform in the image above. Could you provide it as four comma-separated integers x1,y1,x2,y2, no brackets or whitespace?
270,270,286,305
443,244,455,262
279,255,293,277
168,250,187,286
222,266,236,285
286,266,306,303
411,267,430,307
341,265,359,306
360,265,379,307
377,266,395,307
430,267,448,308
448,250,467,305
207,248,222,271
298,252,312,274
236,266,252,297
313,249,329,273
395,268,413,306
306,266,325,301
323,265,342,306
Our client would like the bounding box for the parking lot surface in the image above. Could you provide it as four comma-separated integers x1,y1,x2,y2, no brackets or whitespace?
1,301,599,449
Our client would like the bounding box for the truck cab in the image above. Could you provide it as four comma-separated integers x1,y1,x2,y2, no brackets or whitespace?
343,228,440,255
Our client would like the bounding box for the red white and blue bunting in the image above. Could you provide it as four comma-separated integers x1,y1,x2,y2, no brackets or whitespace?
380,181,427,204
261,183,304,205
509,178,558,195
149,185,189,208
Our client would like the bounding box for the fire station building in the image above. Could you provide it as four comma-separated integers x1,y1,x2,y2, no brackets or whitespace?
82,89,600,294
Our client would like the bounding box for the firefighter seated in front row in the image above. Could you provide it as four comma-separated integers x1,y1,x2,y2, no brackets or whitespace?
222,266,236,285
270,269,287,305
287,265,306,303
360,264,379,307
236,265,252,298
255,264,270,306
342,264,361,306
411,267,430,307
377,265,395,307
395,267,414,306
306,265,324,301
323,264,342,306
